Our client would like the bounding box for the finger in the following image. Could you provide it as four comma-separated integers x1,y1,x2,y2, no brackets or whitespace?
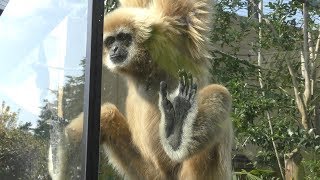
160,81,168,97
190,89,197,102
181,70,188,95
188,72,193,88
187,72,193,95
192,83,197,94
189,83,197,101
179,71,184,94
167,100,173,109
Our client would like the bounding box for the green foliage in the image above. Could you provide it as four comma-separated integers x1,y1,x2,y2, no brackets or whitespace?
213,0,320,178
0,101,19,129
0,130,49,179
33,99,54,140
303,158,320,179
0,102,49,179
18,122,32,131
62,64,85,121
233,169,275,180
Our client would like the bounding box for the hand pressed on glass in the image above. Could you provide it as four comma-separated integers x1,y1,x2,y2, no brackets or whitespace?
159,70,197,150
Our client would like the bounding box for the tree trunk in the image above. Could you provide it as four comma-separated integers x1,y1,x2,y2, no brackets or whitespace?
314,104,320,135
247,0,259,19
284,149,305,180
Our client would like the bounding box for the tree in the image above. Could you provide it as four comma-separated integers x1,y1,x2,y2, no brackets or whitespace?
33,99,55,140
0,101,19,129
254,1,320,179
211,0,320,179
0,101,50,179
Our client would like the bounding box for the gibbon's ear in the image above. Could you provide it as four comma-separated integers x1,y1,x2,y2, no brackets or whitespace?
119,0,151,7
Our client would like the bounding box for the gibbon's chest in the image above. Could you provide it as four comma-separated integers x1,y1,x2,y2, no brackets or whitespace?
125,87,167,162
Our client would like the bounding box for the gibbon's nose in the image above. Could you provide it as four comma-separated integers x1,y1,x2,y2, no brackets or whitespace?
109,45,128,64
112,46,119,53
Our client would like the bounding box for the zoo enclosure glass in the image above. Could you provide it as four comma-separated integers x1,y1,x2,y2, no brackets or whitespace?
0,0,103,179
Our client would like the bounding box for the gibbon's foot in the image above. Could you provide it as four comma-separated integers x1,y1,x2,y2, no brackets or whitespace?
159,70,197,150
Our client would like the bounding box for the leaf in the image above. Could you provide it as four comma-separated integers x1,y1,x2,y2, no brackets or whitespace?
234,170,263,180
250,169,274,176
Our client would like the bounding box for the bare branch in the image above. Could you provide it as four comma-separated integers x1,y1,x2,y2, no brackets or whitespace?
286,57,309,129
302,2,311,108
248,0,278,36
312,28,320,81
212,49,260,69
255,2,285,178
314,28,320,61
260,1,313,130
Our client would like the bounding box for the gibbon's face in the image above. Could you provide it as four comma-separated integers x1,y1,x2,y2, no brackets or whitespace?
103,30,134,70
103,8,152,73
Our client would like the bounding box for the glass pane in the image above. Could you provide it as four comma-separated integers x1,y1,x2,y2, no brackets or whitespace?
100,0,234,179
0,0,88,179
99,1,123,179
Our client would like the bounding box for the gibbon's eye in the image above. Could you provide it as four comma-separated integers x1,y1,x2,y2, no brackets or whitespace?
104,36,115,48
116,32,132,45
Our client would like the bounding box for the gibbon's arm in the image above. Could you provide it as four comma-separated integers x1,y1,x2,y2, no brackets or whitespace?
101,103,169,179
158,71,232,162
99,103,155,179
49,103,158,180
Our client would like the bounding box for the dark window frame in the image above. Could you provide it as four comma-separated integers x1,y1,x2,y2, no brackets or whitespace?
81,0,104,179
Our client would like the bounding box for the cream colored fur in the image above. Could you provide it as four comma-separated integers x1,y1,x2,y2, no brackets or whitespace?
48,0,233,179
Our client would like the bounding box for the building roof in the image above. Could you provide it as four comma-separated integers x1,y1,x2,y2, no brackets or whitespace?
0,0,10,16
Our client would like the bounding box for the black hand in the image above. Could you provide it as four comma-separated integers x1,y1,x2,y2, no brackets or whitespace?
160,81,175,138
174,70,197,121
160,70,197,150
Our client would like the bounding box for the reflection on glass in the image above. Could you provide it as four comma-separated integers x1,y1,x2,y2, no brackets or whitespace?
0,0,88,179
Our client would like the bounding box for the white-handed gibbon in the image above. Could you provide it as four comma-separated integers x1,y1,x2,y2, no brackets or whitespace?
48,0,233,179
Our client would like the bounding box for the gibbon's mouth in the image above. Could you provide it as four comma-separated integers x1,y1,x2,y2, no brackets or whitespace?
110,54,127,64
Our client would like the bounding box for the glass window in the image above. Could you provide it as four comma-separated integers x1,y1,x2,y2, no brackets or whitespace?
0,0,103,179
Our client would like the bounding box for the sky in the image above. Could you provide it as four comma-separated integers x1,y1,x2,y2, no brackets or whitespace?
0,0,88,126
